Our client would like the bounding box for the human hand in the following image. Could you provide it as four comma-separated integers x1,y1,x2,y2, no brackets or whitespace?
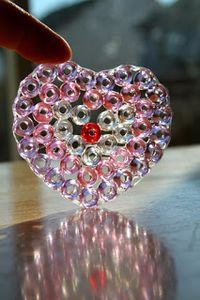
0,0,72,63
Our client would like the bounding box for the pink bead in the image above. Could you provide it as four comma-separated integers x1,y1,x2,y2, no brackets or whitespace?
151,126,171,149
30,154,51,176
147,83,170,106
83,89,103,110
132,118,152,138
121,84,141,104
20,76,40,97
77,166,98,187
60,154,81,174
58,61,78,81
103,91,123,112
35,64,58,83
33,123,54,144
61,179,80,201
33,102,53,123
98,180,117,202
145,142,163,164
114,169,133,190
112,148,130,168
13,96,33,117
60,82,80,102
45,167,64,190
46,140,66,160
151,143,163,163
96,160,115,180
76,68,96,90
127,138,147,157
13,116,34,137
39,83,60,105
113,65,133,86
18,137,38,159
135,99,154,118
80,188,98,207
95,71,115,90
152,106,172,127
130,158,149,177
134,68,157,90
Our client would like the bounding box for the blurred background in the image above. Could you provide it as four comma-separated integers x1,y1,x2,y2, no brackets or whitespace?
1,0,200,161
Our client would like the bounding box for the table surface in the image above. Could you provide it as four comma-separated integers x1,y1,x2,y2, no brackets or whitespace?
0,145,200,300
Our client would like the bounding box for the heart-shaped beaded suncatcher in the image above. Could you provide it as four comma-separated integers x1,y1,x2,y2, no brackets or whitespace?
13,61,172,207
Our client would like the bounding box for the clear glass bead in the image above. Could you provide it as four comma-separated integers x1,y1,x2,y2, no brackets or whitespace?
98,180,117,202
35,64,58,83
53,100,71,119
130,158,149,177
45,167,64,190
118,104,135,124
121,84,141,104
68,135,85,155
80,188,98,207
83,89,103,110
33,102,53,123
97,111,116,131
134,68,157,90
33,123,54,145
77,166,98,187
54,119,73,141
98,134,117,155
60,82,80,102
135,99,154,119
13,116,34,137
95,71,115,91
96,159,115,180
18,138,38,159
113,65,133,86
13,96,33,117
103,91,123,112
126,137,147,156
82,146,101,166
61,179,80,200
114,169,133,191
30,154,51,176
71,105,90,125
132,118,152,138
39,83,60,105
76,68,96,90
113,124,133,144
112,147,130,168
151,126,171,149
46,140,66,160
58,61,78,81
60,154,81,174
20,76,40,98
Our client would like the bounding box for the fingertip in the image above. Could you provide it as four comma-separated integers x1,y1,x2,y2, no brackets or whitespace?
16,24,73,64
34,35,73,64
0,0,72,65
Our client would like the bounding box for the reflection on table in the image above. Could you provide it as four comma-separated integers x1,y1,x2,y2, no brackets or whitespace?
0,208,176,300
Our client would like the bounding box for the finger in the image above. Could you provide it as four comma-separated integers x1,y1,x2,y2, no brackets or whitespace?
0,0,72,63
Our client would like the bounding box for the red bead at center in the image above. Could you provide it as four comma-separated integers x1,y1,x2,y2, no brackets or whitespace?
81,122,101,144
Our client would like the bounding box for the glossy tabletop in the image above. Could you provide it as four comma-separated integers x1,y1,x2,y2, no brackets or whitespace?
0,145,200,300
